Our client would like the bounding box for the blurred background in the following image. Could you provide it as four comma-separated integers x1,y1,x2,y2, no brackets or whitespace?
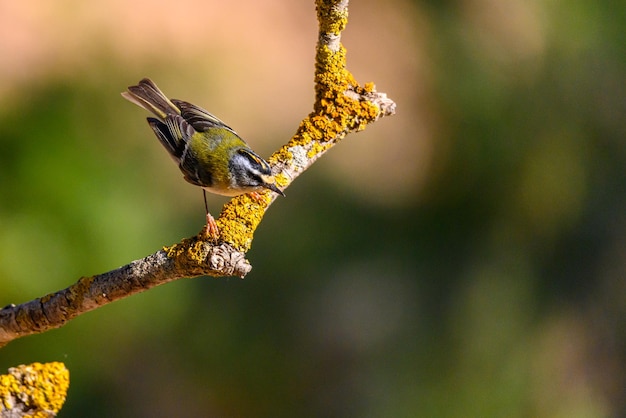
0,0,625,416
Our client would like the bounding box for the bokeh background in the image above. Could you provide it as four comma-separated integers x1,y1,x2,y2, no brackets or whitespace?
1,0,625,416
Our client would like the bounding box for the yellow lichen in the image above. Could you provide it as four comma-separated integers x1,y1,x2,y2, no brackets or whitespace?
307,141,331,159
274,173,290,188
316,0,348,35
269,146,293,166
164,236,211,272
165,0,385,256
315,45,349,93
164,240,186,259
216,194,271,252
0,362,69,417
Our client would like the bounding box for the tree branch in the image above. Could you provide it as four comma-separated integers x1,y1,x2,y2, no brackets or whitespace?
0,244,250,346
0,0,395,349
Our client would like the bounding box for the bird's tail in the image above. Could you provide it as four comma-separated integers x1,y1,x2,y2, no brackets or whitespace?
121,78,179,121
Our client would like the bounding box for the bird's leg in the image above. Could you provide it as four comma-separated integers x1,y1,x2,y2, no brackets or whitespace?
201,190,220,240
204,212,220,240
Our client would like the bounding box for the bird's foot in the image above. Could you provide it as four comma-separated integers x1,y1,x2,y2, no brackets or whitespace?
202,213,220,241
249,191,265,202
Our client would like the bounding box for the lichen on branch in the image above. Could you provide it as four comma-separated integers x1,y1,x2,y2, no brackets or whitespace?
217,0,396,252
0,362,69,417
0,0,395,351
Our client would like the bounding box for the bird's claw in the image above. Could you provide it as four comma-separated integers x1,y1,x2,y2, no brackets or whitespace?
202,213,220,241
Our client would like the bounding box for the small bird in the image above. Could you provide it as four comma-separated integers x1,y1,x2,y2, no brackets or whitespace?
122,78,284,238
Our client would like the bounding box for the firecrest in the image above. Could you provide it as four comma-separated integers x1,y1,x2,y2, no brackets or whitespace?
122,78,284,237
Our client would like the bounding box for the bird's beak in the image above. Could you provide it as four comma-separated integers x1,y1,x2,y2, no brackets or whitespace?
266,182,286,197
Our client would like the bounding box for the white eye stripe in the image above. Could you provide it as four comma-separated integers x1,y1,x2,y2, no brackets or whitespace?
237,149,272,173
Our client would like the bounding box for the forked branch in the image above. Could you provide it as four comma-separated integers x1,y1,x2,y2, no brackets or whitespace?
0,0,396,349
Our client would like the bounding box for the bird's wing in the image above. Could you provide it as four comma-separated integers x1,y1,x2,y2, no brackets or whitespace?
147,114,196,162
171,99,239,135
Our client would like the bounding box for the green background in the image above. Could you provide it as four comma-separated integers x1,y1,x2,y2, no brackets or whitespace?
0,1,624,416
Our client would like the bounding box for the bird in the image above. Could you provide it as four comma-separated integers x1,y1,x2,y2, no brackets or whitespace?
122,78,284,238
